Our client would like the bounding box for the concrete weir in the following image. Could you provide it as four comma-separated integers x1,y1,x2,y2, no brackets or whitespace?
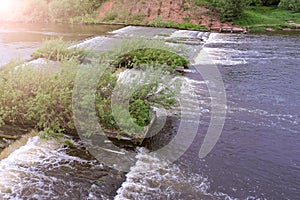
77,26,210,57
210,26,247,33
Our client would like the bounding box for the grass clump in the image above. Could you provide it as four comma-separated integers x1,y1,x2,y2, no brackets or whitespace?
31,38,91,62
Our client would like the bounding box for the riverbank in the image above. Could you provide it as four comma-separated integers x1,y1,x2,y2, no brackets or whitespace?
97,0,247,33
233,6,300,32
1,0,300,33
0,125,31,151
97,1,300,33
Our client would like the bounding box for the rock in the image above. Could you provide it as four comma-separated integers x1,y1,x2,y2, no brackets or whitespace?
210,27,221,32
295,24,300,28
232,27,247,33
0,134,18,140
221,27,232,33
176,66,185,73
0,143,7,149
265,28,275,32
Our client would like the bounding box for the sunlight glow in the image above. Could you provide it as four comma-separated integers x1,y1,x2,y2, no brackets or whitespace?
0,0,17,15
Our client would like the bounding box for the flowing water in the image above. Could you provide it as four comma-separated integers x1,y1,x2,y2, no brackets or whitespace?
0,25,299,200
0,23,123,66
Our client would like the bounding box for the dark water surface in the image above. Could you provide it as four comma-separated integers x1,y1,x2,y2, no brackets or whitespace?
180,32,300,199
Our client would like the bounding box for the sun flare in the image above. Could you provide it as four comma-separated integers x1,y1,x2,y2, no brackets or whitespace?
0,0,17,14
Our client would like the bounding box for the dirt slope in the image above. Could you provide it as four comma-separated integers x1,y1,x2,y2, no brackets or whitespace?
98,0,245,32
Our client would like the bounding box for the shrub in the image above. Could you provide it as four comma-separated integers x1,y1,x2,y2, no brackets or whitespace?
48,0,103,22
4,0,103,23
1,38,183,139
211,0,248,21
103,38,189,71
112,48,189,70
261,0,281,5
103,12,119,21
96,66,178,136
279,0,300,11
18,0,49,23
0,59,79,136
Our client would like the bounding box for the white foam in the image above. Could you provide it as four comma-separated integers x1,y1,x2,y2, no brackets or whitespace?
110,26,137,35
73,36,110,48
114,148,210,200
170,30,200,38
0,136,58,197
0,136,93,199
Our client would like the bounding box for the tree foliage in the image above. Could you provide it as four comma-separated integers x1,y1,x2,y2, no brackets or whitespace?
279,0,300,11
209,0,248,21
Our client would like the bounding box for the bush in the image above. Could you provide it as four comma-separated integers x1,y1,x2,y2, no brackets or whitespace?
48,0,103,22
3,0,103,23
261,0,281,5
212,0,248,21
1,38,183,139
18,0,49,23
0,59,79,136
103,38,189,72
279,0,300,11
95,66,177,136
112,48,189,70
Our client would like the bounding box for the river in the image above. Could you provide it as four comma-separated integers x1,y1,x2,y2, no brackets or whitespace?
0,24,299,200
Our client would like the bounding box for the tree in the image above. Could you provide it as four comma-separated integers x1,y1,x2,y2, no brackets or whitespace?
212,0,247,21
261,0,281,5
279,0,300,11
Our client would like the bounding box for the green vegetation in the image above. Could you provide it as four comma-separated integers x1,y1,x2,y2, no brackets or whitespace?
112,48,189,70
31,38,91,62
193,0,300,24
233,6,300,31
279,0,300,11
3,0,104,23
148,18,209,31
0,39,185,139
0,59,79,137
103,38,188,70
192,0,248,21
94,66,176,136
212,0,248,21
1,0,299,32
